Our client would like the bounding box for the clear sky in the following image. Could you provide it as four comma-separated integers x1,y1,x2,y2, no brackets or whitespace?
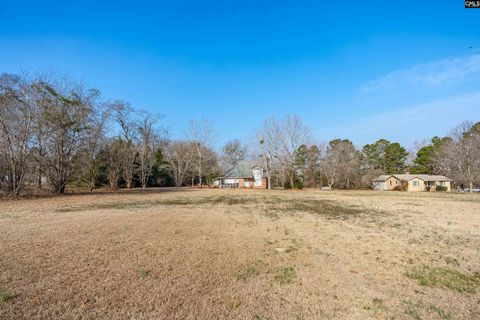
1,1,479,148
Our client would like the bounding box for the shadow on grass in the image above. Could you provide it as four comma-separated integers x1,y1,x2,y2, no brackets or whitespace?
1,187,196,201
55,195,365,221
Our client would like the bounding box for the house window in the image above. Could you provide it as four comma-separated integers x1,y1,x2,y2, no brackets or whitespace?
389,181,392,186
223,178,239,188
413,180,419,187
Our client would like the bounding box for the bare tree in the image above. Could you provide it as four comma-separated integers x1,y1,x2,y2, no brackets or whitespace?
435,121,480,192
321,143,338,189
34,79,96,194
112,101,138,188
0,73,37,195
257,115,311,188
79,103,111,191
322,139,361,189
106,138,123,189
0,150,7,190
33,110,46,189
258,139,273,189
221,139,247,169
184,118,215,187
137,113,160,189
163,140,195,187
196,144,222,184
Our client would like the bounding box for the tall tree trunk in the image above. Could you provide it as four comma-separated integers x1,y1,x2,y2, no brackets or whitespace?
37,166,42,189
198,151,202,188
36,144,43,189
89,175,95,192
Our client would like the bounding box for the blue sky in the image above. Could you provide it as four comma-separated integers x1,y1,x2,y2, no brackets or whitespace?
1,0,479,148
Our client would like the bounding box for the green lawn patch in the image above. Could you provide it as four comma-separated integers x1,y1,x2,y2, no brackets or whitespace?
0,291,13,302
275,267,296,284
406,266,478,293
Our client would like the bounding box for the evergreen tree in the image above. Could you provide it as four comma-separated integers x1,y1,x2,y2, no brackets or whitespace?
411,137,450,174
385,142,408,174
362,139,408,174
294,144,320,187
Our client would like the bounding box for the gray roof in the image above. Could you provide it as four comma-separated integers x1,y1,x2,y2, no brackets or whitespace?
373,174,452,182
218,160,264,179
373,175,392,182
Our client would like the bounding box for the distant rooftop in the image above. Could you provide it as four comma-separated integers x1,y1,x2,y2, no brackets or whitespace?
373,174,452,182
219,160,264,178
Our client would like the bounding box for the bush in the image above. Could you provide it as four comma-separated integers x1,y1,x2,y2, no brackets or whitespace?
294,180,303,190
436,185,447,192
283,180,292,189
393,185,405,191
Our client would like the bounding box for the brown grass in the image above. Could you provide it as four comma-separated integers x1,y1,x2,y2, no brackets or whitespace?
0,188,479,319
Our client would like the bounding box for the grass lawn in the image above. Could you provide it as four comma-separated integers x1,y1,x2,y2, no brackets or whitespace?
0,188,479,319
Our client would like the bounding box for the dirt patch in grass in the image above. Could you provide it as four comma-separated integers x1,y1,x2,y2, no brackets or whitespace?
406,265,479,293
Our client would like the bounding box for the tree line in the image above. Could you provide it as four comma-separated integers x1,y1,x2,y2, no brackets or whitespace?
257,116,480,191
1,72,479,195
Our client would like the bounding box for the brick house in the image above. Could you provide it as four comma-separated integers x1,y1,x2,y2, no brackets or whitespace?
213,160,268,189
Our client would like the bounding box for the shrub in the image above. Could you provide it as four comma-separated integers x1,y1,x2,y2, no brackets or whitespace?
436,185,447,192
294,179,303,190
393,185,405,191
283,180,292,189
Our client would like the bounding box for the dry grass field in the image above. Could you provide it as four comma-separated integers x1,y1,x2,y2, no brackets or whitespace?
1,189,479,320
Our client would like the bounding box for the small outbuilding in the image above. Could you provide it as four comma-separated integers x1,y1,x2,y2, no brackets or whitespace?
373,174,452,192
213,160,268,189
